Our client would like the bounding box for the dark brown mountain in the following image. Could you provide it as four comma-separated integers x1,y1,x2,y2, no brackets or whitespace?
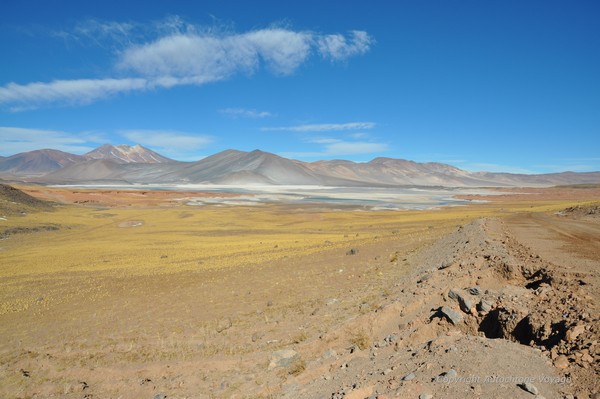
0,149,84,175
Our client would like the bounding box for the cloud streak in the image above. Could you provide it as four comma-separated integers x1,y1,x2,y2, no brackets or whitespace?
323,140,388,155
0,78,150,110
220,108,274,119
262,122,376,132
280,136,389,159
120,129,212,161
317,30,373,61
1,20,374,111
0,126,105,155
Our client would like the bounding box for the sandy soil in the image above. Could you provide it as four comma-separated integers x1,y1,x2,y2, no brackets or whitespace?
0,186,598,398
457,186,600,202
15,185,244,208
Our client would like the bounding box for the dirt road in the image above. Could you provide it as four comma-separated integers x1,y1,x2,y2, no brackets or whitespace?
506,212,600,295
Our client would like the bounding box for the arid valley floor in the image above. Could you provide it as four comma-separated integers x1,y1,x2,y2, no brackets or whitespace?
0,184,598,399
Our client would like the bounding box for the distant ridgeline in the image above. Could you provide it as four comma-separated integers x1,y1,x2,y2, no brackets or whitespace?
1,145,600,187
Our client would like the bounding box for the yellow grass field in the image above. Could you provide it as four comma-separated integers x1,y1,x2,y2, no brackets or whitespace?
0,190,597,398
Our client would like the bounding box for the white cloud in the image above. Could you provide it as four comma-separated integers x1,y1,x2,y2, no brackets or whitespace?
531,163,600,173
465,163,536,174
120,129,213,161
0,78,150,110
74,20,137,47
1,20,373,111
220,107,274,119
309,137,341,144
280,137,388,160
323,141,388,155
262,122,376,132
116,28,316,78
0,126,105,155
53,20,136,44
317,30,374,61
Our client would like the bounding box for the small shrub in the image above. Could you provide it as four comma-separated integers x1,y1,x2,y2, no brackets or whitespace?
350,329,371,350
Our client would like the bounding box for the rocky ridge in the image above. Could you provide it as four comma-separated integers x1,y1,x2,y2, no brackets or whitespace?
277,218,599,398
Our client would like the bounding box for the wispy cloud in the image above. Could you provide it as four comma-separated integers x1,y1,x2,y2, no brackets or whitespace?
0,78,150,111
323,140,388,155
262,122,376,132
280,136,388,160
120,129,212,161
464,163,536,174
1,19,374,111
316,30,373,61
532,163,600,173
0,126,105,155
52,16,193,48
54,20,137,48
219,107,274,119
465,162,600,174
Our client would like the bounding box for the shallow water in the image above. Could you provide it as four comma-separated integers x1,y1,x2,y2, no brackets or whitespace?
53,184,494,210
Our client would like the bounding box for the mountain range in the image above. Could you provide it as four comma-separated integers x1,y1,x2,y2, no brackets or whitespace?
1,144,599,187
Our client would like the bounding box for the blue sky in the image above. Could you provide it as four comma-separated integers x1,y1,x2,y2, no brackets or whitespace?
1,0,599,174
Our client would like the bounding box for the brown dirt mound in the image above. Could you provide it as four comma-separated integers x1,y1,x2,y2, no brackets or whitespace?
557,203,600,220
0,183,52,215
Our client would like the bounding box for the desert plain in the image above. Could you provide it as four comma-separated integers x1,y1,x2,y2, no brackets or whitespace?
0,184,598,399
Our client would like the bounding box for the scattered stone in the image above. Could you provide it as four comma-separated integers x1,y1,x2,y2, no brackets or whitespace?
346,248,359,255
327,298,340,306
268,349,300,370
581,352,593,363
384,334,398,344
216,317,232,333
20,369,30,377
439,260,452,270
518,381,539,395
565,324,585,342
554,355,569,369
322,349,337,360
419,394,433,399
440,369,457,379
374,339,388,348
153,394,167,399
251,332,264,342
468,286,482,295
448,288,474,313
440,306,463,325
477,299,493,313
402,372,416,381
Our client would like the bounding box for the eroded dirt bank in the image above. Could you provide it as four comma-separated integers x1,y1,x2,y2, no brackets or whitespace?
289,211,599,398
